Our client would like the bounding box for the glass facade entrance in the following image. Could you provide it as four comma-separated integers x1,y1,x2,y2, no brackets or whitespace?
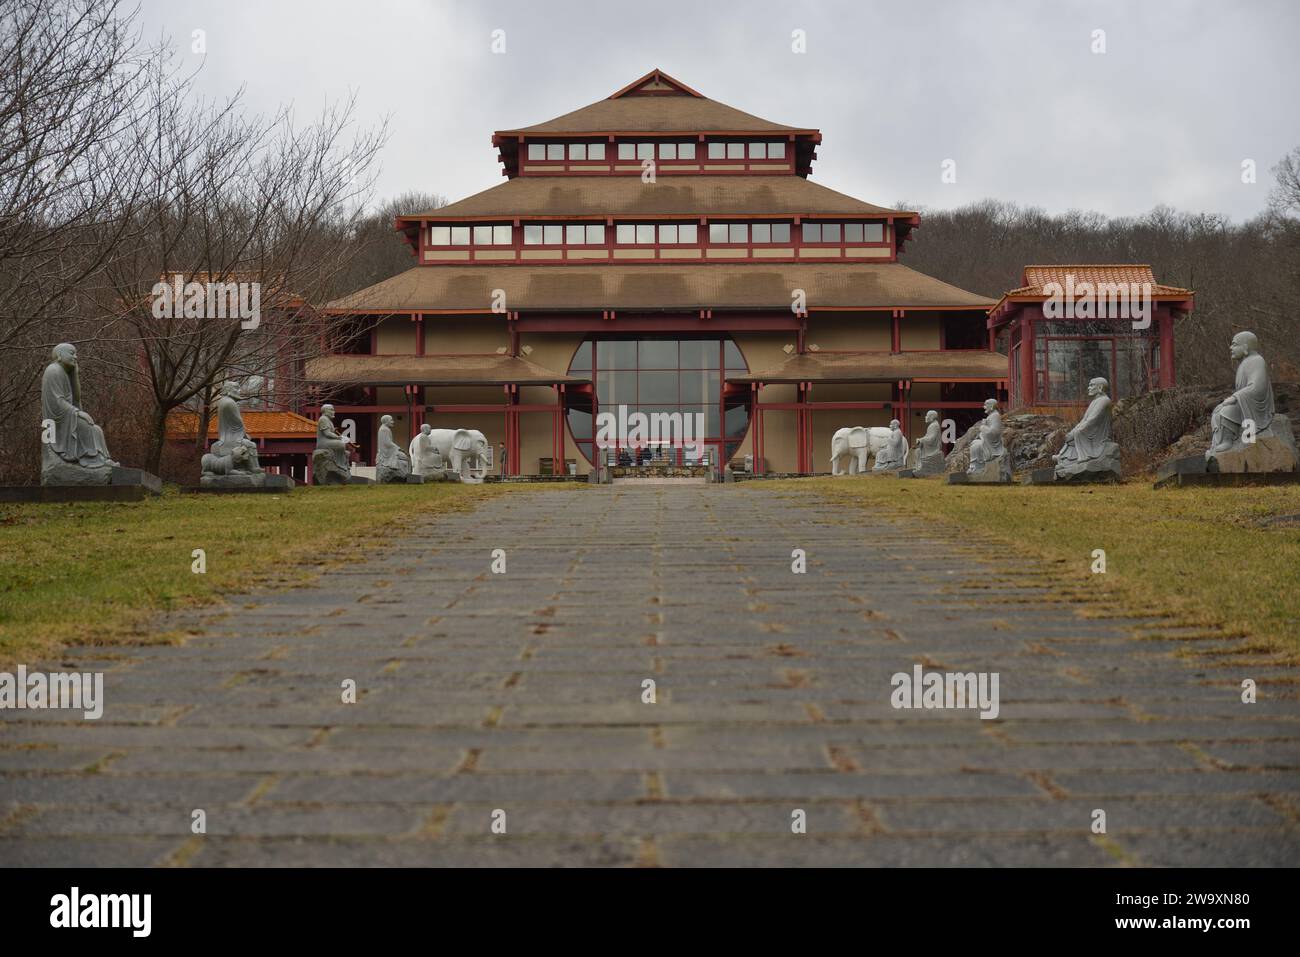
566,337,750,466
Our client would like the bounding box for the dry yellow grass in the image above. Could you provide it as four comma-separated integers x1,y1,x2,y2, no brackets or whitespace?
0,483,504,666
795,476,1300,658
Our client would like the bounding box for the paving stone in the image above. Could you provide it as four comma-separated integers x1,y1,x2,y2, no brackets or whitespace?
4,483,1297,866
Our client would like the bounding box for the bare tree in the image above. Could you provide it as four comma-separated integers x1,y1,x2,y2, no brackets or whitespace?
82,47,387,474
0,0,152,421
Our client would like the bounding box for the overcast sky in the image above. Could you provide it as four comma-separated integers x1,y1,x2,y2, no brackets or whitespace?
138,0,1299,221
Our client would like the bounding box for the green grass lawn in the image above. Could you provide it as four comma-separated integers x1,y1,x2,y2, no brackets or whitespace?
0,483,500,666
799,476,1300,660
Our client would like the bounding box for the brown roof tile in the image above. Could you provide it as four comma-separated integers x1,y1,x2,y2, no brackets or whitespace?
497,79,808,136
325,263,995,313
991,264,1195,318
408,176,909,220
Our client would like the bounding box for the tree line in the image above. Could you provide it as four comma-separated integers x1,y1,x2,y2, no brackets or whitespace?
1,0,1295,483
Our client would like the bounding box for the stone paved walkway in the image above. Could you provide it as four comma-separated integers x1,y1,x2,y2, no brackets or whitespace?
2,484,1298,866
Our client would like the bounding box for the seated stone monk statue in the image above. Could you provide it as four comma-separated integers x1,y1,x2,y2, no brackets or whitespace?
409,423,444,477
209,380,263,473
873,419,910,471
913,409,945,475
967,398,1005,473
312,403,354,484
1053,377,1121,479
317,404,350,466
40,343,118,484
375,414,411,483
1205,331,1298,472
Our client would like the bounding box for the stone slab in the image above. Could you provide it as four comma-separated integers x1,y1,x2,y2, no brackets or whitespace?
1023,467,1121,485
110,466,163,494
1155,470,1300,489
184,473,294,493
945,473,1012,485
1154,454,1208,483
0,484,149,502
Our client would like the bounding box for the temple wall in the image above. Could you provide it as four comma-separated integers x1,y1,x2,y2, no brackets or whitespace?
805,314,890,350
374,318,417,353
424,317,510,353
900,313,942,349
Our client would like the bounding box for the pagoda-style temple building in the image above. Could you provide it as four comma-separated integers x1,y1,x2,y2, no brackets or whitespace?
313,69,1018,476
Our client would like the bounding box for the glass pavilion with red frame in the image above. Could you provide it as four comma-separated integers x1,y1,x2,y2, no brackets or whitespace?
988,265,1193,409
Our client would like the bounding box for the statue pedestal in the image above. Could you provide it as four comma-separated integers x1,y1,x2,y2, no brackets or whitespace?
198,473,294,492
312,449,352,485
1023,465,1120,485
1207,415,1299,474
950,454,1012,484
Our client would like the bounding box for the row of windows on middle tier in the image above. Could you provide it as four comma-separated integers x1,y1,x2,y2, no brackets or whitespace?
427,221,887,248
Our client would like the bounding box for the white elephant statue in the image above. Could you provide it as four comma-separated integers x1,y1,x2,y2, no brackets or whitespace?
830,426,893,475
409,427,491,483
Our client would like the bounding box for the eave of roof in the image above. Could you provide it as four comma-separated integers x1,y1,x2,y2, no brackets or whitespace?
325,263,995,314
727,350,1010,384
304,353,590,387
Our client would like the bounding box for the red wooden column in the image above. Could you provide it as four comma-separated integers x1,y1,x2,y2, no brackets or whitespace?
1159,306,1176,388
1019,314,1036,406
793,384,801,473
503,384,520,476
802,381,815,473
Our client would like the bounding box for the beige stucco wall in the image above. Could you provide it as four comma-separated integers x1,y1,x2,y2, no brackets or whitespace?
805,314,891,351
900,313,942,350
375,317,417,354
424,317,510,354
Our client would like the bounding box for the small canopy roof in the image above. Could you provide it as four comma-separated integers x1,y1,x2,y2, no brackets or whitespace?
304,353,590,387
166,410,318,441
728,350,1009,384
989,264,1194,326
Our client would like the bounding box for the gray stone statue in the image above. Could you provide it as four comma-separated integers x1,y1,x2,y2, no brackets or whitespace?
1206,331,1298,473
312,404,354,485
1053,377,1121,480
200,380,274,488
873,419,909,471
408,424,446,481
375,414,412,483
911,410,946,476
966,398,1011,482
40,343,118,486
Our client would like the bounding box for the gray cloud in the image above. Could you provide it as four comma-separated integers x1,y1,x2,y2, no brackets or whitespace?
142,0,1299,220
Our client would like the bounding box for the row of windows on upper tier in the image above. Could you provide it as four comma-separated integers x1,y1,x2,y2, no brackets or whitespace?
427,221,886,247
524,141,789,162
